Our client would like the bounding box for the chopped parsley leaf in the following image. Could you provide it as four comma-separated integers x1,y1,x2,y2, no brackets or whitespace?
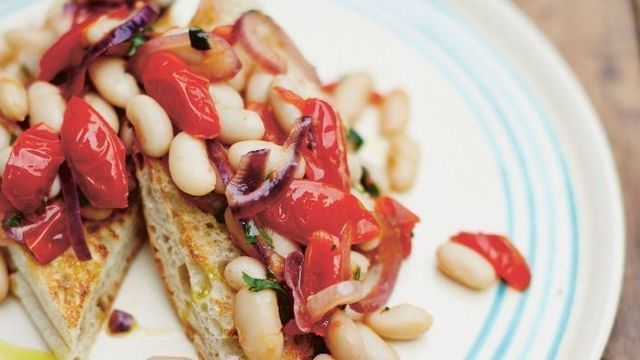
4,211,23,228
189,27,211,51
360,167,380,197
127,28,149,57
354,266,362,281
347,128,364,151
242,272,285,293
243,221,259,245
257,226,274,247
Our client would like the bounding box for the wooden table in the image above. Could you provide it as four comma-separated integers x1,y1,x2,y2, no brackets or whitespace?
514,0,640,357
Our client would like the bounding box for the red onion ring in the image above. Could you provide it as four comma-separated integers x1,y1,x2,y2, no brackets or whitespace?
233,11,321,85
306,280,364,323
207,140,235,187
59,162,91,261
226,116,311,219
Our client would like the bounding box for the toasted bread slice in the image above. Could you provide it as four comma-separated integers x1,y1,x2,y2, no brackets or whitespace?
8,202,145,360
137,157,316,359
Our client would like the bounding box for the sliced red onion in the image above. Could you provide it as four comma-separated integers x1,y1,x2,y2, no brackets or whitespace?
108,309,134,334
181,191,227,217
64,4,159,97
133,31,241,81
234,11,320,85
306,281,364,323
284,251,312,333
207,140,235,187
59,162,91,261
231,149,270,195
226,116,311,219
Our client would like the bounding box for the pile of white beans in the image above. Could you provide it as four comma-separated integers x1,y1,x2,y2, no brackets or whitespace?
328,73,421,193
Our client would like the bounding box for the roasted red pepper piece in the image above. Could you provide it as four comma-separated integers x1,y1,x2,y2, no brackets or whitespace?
2,124,64,214
39,19,93,81
141,51,220,139
351,196,419,313
259,180,379,245
302,226,352,297
301,99,350,190
61,97,128,208
246,101,286,144
451,232,531,291
13,201,70,265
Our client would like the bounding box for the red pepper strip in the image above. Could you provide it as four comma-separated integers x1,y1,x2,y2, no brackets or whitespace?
302,226,352,297
273,87,306,109
377,197,420,259
2,124,65,214
9,201,70,265
62,97,129,209
259,180,380,245
142,52,220,139
351,196,419,313
451,232,531,291
59,162,91,261
246,102,286,145
39,17,95,81
300,99,350,190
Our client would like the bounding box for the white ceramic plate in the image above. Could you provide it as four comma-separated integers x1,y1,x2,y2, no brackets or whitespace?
0,0,625,359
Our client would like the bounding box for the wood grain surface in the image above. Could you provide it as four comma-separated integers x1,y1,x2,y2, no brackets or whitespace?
513,0,640,357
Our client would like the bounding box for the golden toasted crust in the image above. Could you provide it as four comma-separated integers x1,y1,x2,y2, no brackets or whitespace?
138,156,315,359
8,202,145,357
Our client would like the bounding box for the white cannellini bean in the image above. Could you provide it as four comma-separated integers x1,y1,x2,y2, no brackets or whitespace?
227,45,255,91
357,236,380,252
89,57,141,108
126,95,174,157
228,140,306,179
0,77,28,121
119,121,136,154
83,16,123,45
350,251,370,280
326,310,364,360
216,106,265,144
168,132,217,196
48,175,61,199
269,75,302,132
224,256,267,291
355,323,399,360
348,153,364,187
313,355,335,360
28,82,66,132
332,73,373,125
84,93,119,132
436,242,497,290
4,28,53,54
269,230,301,258
80,206,113,221
364,304,433,340
387,135,420,192
246,70,275,104
0,254,8,303
380,89,410,136
0,146,11,177
234,287,283,360
209,83,244,109
0,126,10,150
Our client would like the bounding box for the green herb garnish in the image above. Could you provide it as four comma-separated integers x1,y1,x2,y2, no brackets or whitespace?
257,226,274,247
242,272,285,293
127,29,149,57
360,167,380,197
347,128,364,151
4,211,23,228
9,133,17,145
189,27,211,51
354,266,362,281
243,221,259,245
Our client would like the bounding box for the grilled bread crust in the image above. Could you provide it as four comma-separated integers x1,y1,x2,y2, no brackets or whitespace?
137,157,316,360
8,202,145,360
